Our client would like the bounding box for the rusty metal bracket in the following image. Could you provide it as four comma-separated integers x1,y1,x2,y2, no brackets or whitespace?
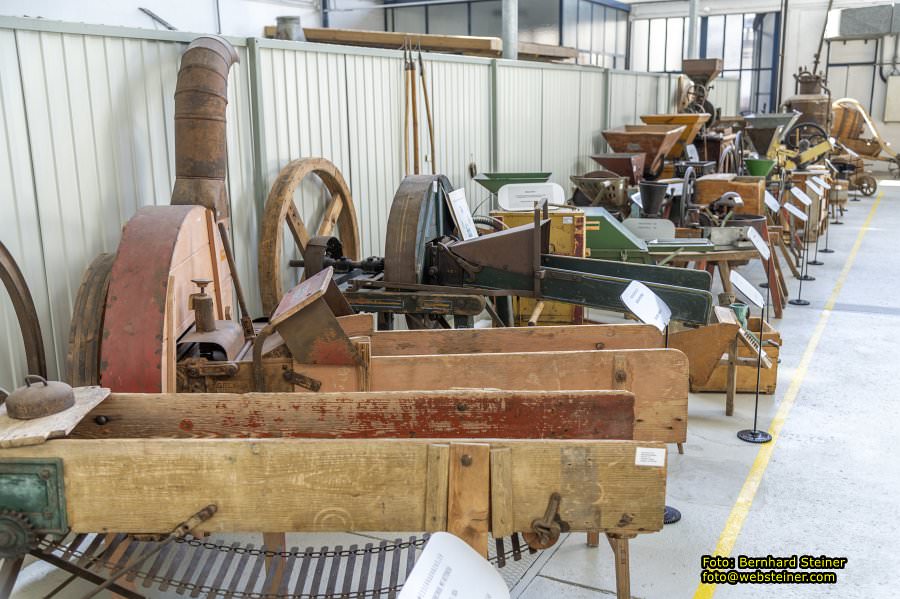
283,370,322,392
182,359,239,378
523,492,569,550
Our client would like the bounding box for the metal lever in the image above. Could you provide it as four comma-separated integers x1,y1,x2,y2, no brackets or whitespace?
523,492,569,550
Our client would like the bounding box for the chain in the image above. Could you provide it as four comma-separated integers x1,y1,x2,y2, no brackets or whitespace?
35,532,536,598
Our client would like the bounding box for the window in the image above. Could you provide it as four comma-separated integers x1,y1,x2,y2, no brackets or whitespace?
630,11,780,112
385,0,629,69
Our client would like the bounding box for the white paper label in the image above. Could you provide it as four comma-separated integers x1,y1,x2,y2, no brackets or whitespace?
812,176,831,190
563,216,573,224
784,202,808,221
746,227,771,261
399,532,509,599
764,191,780,213
635,447,666,467
446,188,479,240
630,191,643,209
621,281,672,332
807,181,822,197
790,187,812,206
729,270,765,308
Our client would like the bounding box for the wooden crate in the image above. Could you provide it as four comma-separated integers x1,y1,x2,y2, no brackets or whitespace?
692,317,781,394
695,175,766,214
491,209,585,325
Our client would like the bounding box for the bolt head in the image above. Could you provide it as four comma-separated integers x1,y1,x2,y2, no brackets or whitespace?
461,454,473,467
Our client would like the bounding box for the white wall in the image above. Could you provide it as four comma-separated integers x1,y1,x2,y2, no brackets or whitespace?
0,0,382,37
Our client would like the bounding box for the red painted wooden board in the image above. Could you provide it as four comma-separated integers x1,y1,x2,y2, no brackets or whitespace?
72,390,636,440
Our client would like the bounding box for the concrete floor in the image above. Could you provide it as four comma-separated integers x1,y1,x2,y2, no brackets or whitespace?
12,183,899,598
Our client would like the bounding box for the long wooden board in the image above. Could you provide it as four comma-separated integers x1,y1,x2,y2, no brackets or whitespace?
369,324,663,356
71,390,635,440
1,439,666,536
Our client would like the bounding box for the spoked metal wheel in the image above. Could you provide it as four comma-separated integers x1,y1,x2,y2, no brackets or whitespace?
856,174,877,196
889,157,900,179
67,253,115,386
258,158,361,315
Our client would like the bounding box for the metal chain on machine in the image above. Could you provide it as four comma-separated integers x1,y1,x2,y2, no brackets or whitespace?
30,532,537,597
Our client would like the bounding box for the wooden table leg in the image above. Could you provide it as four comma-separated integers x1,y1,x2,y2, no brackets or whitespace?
677,442,684,455
263,532,286,573
607,534,633,599
725,336,738,416
586,531,600,547
718,261,733,293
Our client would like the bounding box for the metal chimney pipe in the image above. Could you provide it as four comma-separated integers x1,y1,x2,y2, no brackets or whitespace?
502,0,518,60
687,0,699,59
170,36,239,221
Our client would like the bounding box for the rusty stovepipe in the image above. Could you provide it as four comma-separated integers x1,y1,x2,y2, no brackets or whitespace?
170,36,239,221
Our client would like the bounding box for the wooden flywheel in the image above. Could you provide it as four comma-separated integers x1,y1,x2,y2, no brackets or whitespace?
258,158,361,315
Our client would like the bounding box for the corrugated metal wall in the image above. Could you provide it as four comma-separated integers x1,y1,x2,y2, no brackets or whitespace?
0,15,737,388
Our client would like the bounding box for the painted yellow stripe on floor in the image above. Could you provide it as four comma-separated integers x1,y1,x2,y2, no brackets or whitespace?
693,191,883,599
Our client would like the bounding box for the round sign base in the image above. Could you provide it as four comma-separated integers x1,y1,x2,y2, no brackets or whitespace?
664,505,682,525
738,429,772,444
789,298,810,306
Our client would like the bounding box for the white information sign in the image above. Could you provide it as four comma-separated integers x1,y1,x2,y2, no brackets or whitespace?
746,227,771,261
630,191,643,209
764,191,780,213
399,532,509,599
790,186,812,206
812,175,831,190
621,281,672,333
784,202,808,221
635,447,667,467
807,181,823,197
446,188,479,240
729,270,765,308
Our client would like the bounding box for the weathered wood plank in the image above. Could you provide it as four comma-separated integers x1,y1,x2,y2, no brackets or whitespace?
361,349,688,443
490,448,514,539
0,439,666,536
448,443,490,556
71,390,635,440
424,444,450,532
0,387,109,448
368,324,663,356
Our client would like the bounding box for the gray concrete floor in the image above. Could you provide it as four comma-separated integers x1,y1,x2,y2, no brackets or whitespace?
12,184,899,598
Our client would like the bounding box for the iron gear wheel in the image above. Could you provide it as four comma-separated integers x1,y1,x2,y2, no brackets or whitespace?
0,509,36,558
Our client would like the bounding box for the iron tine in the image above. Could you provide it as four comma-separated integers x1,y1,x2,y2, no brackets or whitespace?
387,539,403,599
355,543,373,598
309,546,328,595
494,537,506,568
404,536,417,580
206,542,240,599
77,535,107,569
510,534,523,561
292,546,315,596
188,544,219,597
339,544,357,598
113,538,142,569
142,540,175,588
0,555,24,599
324,544,343,597
159,540,189,592
372,540,388,599
276,546,300,596
60,534,89,561
93,534,128,572
260,545,287,595
241,546,266,596
175,541,207,595
126,543,158,582
223,543,254,599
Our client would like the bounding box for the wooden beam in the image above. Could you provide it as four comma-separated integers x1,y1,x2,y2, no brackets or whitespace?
448,443,490,556
369,324,664,357
72,390,635,440
1,439,666,536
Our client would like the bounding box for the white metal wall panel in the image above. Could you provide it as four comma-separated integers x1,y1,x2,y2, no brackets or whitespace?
0,21,255,385
425,58,493,215
345,53,405,257
708,77,740,116
0,29,52,389
496,64,543,172
255,43,350,295
577,70,608,176
541,68,582,190
607,71,666,127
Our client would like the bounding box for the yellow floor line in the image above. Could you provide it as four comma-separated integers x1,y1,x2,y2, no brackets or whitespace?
692,192,883,599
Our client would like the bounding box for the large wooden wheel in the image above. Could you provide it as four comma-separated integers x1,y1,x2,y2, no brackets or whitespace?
258,158,360,315
67,253,115,386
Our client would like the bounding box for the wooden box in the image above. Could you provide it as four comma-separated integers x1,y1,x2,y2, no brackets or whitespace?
491,208,585,325
695,175,766,214
692,317,781,394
